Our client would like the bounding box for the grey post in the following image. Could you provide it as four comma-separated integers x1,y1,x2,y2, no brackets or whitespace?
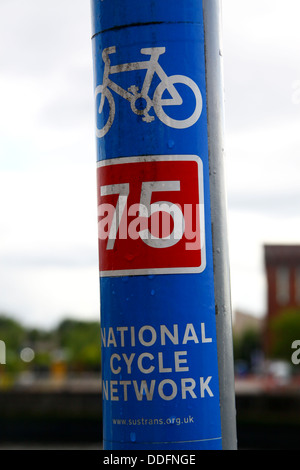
203,0,237,449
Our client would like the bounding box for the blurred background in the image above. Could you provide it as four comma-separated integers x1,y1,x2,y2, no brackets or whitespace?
1,0,300,450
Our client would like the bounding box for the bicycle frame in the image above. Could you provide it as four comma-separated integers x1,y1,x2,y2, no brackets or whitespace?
95,45,202,136
100,46,182,109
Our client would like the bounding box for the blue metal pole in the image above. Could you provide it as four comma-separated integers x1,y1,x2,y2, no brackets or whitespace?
90,0,236,450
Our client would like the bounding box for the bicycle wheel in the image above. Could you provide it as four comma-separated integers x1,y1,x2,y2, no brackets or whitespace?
95,85,115,138
153,75,202,129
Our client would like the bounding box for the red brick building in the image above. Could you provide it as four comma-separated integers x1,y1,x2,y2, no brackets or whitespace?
264,244,300,354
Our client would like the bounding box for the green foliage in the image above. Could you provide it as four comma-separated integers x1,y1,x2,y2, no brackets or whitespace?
56,319,101,370
0,315,26,349
0,314,101,372
270,309,300,360
234,328,262,368
0,314,27,371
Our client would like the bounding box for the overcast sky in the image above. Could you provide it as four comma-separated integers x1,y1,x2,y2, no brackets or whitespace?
0,0,300,329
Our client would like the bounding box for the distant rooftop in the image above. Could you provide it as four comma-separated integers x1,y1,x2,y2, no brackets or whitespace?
264,244,300,265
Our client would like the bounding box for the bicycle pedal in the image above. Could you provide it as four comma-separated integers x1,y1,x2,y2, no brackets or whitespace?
142,114,155,123
128,85,139,94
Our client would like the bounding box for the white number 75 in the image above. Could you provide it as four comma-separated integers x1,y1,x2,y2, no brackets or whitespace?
99,181,185,250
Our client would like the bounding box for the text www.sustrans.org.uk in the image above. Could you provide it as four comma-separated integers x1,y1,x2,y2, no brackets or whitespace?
113,415,194,426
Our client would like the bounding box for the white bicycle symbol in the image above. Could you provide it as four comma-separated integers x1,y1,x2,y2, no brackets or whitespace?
95,46,203,138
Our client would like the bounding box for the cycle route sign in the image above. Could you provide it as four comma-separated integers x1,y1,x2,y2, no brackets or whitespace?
91,0,222,450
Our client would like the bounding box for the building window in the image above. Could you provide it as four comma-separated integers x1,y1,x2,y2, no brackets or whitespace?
276,267,290,305
296,268,300,304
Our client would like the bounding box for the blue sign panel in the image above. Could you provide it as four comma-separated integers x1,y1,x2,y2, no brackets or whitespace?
91,0,222,450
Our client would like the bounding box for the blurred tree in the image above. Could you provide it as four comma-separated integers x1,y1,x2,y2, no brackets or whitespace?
0,315,26,371
56,319,101,371
270,309,300,360
0,314,101,373
0,315,26,348
26,328,52,343
234,328,262,372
